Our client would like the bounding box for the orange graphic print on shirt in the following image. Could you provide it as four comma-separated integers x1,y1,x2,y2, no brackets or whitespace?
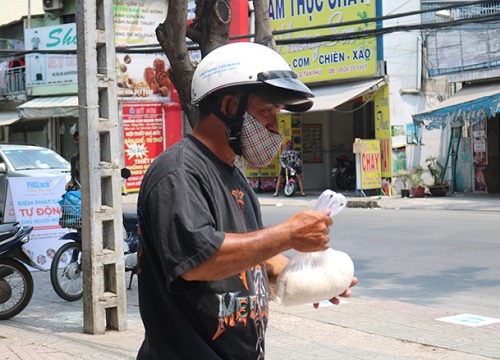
212,264,269,341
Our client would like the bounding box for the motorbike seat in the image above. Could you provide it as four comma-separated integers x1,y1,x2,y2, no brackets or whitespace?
123,212,138,233
0,224,22,247
123,212,137,222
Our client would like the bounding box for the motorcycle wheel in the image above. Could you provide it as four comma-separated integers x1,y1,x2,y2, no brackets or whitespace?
284,181,297,197
0,258,34,320
336,168,356,190
50,241,83,301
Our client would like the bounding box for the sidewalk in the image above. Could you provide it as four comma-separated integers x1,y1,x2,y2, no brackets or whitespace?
257,189,500,212
1,191,499,359
122,188,500,212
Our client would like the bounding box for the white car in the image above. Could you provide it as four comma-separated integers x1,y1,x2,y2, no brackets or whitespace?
0,144,71,223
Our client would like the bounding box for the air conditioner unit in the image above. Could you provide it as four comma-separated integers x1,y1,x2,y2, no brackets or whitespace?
43,0,64,11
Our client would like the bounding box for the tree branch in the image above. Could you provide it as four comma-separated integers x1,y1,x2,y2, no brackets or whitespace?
156,1,198,127
156,0,258,128
196,0,231,56
253,0,276,50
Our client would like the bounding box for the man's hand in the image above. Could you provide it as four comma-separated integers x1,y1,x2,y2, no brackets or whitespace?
313,277,358,309
284,210,332,252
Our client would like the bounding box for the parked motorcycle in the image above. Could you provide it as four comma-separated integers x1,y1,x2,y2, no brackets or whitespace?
283,165,298,197
0,222,45,320
331,155,356,191
50,209,138,301
50,169,138,302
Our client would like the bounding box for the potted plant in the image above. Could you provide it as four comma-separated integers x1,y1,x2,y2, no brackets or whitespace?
425,155,449,197
395,169,411,198
409,166,425,198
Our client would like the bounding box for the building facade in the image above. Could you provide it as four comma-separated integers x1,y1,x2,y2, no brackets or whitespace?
2,0,499,194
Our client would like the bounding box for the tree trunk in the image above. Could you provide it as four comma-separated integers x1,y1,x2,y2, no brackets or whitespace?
156,0,233,128
156,1,198,127
253,0,276,50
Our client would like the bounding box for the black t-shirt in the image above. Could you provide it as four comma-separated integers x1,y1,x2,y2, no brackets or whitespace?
137,135,269,360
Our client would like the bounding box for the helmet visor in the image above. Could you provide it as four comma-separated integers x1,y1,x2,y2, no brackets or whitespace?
256,71,314,112
257,71,313,96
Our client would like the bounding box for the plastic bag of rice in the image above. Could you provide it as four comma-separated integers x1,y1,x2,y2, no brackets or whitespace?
275,190,355,306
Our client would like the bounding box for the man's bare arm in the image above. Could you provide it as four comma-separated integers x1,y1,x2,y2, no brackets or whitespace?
181,210,331,282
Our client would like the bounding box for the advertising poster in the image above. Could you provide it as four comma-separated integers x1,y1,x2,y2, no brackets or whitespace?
392,146,406,173
405,123,418,144
113,0,201,102
24,24,78,88
115,53,172,101
354,139,381,190
6,176,69,270
302,124,323,163
390,125,405,149
472,120,487,166
268,0,377,83
472,120,487,192
113,0,168,47
113,1,195,101
23,4,187,99
122,102,165,192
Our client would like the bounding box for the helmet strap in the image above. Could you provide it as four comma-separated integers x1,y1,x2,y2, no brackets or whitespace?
206,93,249,156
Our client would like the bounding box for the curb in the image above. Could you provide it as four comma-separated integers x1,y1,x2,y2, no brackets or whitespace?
346,199,380,209
123,191,500,212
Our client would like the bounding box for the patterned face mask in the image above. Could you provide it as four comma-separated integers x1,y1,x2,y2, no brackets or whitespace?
240,112,283,167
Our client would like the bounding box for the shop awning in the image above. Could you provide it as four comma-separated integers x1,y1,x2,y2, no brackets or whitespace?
309,78,385,112
0,111,20,126
412,82,500,130
17,96,79,118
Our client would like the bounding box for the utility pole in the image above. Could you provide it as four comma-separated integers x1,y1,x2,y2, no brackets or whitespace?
76,0,127,334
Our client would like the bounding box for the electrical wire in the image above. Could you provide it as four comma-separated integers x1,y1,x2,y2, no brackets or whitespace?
1,0,499,56
386,0,415,16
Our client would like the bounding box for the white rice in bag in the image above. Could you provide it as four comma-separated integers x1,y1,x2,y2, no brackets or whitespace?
275,190,355,306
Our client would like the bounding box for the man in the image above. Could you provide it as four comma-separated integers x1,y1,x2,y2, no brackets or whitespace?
33,55,44,81
136,43,356,360
31,31,41,50
273,139,306,196
65,131,80,191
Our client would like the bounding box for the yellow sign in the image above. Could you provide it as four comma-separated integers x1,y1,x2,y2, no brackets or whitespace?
374,85,390,138
269,0,377,83
373,84,391,177
359,139,381,190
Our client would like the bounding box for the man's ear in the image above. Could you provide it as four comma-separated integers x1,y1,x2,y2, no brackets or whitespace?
220,94,239,117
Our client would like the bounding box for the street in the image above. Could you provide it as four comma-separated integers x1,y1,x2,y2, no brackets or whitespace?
1,201,499,359
124,196,500,319
262,206,500,319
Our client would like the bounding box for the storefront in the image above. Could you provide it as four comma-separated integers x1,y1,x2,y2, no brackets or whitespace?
0,112,20,142
246,79,391,193
259,0,391,193
14,95,78,159
16,6,184,184
413,82,500,193
302,79,388,191
15,92,183,188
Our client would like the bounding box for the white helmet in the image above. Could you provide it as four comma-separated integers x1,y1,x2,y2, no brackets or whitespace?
191,42,314,112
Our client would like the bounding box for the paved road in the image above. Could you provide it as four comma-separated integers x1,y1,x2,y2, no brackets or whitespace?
1,191,499,359
3,268,497,360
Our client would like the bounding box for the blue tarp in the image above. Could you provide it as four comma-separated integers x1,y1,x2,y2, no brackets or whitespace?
412,83,500,130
